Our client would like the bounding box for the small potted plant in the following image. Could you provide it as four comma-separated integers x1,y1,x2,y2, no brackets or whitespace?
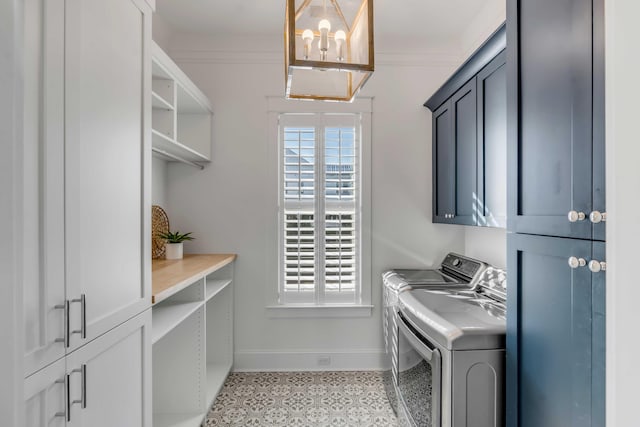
157,231,195,260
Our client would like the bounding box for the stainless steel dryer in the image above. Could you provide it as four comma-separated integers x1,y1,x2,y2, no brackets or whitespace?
397,267,507,427
382,253,487,416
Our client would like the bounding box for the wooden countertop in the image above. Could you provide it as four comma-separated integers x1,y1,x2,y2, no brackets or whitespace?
152,254,236,304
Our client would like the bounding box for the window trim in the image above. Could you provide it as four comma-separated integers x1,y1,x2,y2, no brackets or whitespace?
266,97,372,317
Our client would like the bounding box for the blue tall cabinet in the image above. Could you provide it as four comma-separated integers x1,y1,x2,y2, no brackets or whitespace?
506,0,606,425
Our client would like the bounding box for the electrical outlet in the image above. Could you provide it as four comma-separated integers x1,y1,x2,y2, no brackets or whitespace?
318,356,331,366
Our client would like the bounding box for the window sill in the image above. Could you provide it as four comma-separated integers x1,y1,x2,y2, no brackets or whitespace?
266,304,373,318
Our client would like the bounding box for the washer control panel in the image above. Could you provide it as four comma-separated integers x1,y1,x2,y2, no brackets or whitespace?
442,253,484,280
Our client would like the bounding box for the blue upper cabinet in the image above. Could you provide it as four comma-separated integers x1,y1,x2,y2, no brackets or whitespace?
507,0,605,240
426,24,506,228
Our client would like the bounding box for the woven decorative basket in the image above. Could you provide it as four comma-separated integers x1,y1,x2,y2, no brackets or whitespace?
151,205,170,259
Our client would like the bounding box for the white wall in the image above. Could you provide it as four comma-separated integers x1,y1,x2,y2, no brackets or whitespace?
151,156,168,208
460,0,506,57
163,35,467,370
464,227,507,269
151,12,173,52
605,1,640,425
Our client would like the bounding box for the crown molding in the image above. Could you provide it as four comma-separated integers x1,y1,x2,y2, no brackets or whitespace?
167,47,463,67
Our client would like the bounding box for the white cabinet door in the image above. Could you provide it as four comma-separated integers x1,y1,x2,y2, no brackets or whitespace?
66,310,152,427
24,358,67,427
22,0,66,377
64,0,152,350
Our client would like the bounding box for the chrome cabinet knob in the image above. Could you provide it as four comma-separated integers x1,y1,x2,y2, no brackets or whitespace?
589,211,607,223
568,257,586,269
589,260,607,273
568,211,586,222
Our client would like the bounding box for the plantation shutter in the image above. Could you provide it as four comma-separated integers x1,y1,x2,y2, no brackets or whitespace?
279,114,360,304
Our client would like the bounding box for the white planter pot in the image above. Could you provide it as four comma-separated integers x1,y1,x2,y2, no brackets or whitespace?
165,242,183,260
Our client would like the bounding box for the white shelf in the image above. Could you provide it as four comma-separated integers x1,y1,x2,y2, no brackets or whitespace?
151,41,213,164
153,412,205,427
152,92,174,111
152,301,203,344
206,362,232,404
152,129,210,163
205,279,232,302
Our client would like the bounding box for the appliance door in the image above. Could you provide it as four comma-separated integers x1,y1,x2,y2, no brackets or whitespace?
382,286,399,414
397,312,442,427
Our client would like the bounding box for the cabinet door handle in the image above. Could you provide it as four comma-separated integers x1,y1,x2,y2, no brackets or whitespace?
568,256,586,269
65,373,71,421
68,364,87,418
589,211,607,223
589,260,607,273
53,376,68,419
53,302,68,347
568,210,586,222
70,294,86,339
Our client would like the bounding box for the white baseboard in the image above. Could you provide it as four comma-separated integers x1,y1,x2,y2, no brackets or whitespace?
234,349,385,372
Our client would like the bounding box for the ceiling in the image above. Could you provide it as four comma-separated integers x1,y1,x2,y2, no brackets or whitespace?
156,0,497,46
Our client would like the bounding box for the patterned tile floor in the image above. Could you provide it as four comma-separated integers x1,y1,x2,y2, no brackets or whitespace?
206,371,398,426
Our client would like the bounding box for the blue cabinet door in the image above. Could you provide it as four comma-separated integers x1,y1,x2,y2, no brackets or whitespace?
477,51,507,228
450,78,478,226
507,233,605,427
507,0,605,240
432,100,456,223
591,241,606,427
431,78,478,226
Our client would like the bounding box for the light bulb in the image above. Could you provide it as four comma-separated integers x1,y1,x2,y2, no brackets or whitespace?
318,19,331,61
318,19,331,32
335,30,346,61
302,29,314,42
302,29,314,59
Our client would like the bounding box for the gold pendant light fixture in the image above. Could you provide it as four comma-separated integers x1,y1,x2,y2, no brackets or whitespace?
285,0,374,102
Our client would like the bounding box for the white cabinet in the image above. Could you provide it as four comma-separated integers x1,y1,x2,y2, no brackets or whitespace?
23,0,152,377
151,255,235,427
151,42,213,168
22,0,66,378
64,0,152,351
24,311,152,427
22,0,153,425
66,311,152,427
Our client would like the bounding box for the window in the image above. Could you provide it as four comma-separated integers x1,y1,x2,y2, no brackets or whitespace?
279,113,362,305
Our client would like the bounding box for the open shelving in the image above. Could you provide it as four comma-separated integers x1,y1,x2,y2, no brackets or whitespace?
151,41,213,168
152,300,202,344
151,255,235,427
